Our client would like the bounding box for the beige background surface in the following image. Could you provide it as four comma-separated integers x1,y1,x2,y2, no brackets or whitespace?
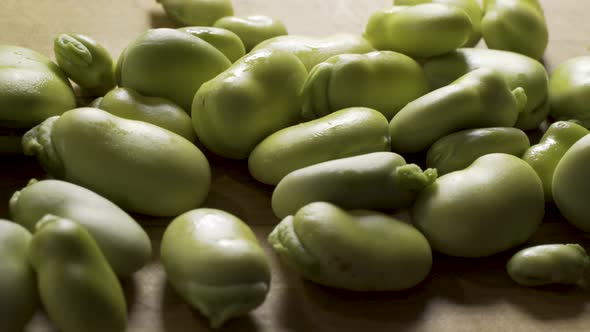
1,0,590,331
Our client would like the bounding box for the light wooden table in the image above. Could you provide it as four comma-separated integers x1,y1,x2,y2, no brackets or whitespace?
2,1,590,331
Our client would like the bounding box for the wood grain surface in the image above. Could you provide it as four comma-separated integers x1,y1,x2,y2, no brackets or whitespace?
1,1,590,331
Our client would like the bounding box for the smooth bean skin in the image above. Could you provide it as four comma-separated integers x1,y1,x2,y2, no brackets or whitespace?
522,121,589,202
29,216,127,332
54,33,116,96
389,68,527,153
269,202,432,291
0,220,37,332
427,127,530,175
213,15,288,51
9,179,152,276
413,154,544,258
272,152,437,219
301,51,429,120
552,134,590,232
157,0,233,26
178,26,245,62
549,56,590,129
482,0,548,60
252,34,375,71
22,108,211,217
395,0,482,47
364,4,472,58
192,49,307,159
249,107,391,185
118,28,231,111
0,45,75,130
161,209,270,328
97,87,196,141
507,244,590,287
422,48,549,130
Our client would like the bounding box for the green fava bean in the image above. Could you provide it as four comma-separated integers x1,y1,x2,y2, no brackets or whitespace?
97,87,195,141
252,34,375,71
9,179,152,276
549,56,590,128
389,68,527,154
272,152,437,219
30,215,127,332
427,127,530,175
157,0,233,26
249,107,391,185
364,4,472,58
507,244,590,287
482,0,548,60
0,220,37,332
213,15,288,51
522,121,589,202
413,153,544,258
178,26,245,62
54,33,116,96
395,0,482,47
0,45,76,153
161,209,270,328
192,49,307,159
552,134,590,232
118,28,231,111
269,202,432,291
301,51,429,120
22,107,211,217
422,48,549,131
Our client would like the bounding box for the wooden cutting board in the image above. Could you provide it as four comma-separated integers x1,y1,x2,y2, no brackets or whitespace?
2,1,590,331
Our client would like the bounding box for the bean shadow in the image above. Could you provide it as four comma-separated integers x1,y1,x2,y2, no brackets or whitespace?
120,275,140,315
431,219,590,321
149,10,177,29
204,151,277,226
0,155,45,218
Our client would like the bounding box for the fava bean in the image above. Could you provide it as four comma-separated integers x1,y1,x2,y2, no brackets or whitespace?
30,215,127,332
97,87,196,141
252,34,374,71
10,179,152,276
413,153,544,257
552,134,590,232
0,220,37,332
214,15,288,51
422,48,549,130
117,28,231,111
269,202,432,291
54,33,116,96
427,127,530,175
157,0,233,26
482,0,548,60
301,51,429,120
249,107,390,185
22,108,211,217
272,152,437,219
549,56,590,129
507,244,589,287
389,68,527,153
192,49,307,159
522,121,589,202
178,26,245,62
0,45,75,153
365,4,472,58
395,0,482,47
161,209,270,328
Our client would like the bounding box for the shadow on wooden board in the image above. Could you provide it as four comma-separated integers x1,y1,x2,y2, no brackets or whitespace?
149,10,177,29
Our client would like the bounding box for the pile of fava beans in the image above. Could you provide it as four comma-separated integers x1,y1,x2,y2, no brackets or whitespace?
2,0,590,330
